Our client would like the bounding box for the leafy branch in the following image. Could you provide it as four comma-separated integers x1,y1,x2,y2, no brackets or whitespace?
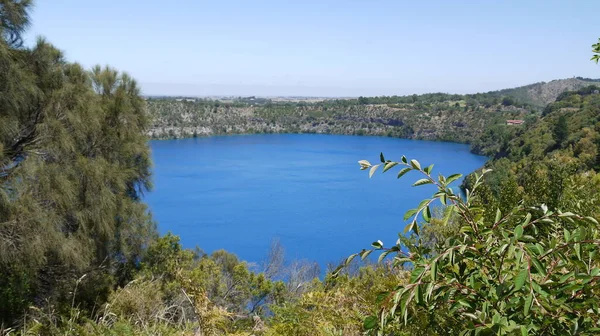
348,153,600,335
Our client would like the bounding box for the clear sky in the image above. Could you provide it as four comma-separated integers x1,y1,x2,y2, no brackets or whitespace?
25,0,600,97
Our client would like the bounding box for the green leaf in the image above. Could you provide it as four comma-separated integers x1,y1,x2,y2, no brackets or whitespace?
457,300,471,309
371,240,383,249
397,167,412,179
534,244,544,256
363,315,378,330
585,216,599,225
531,281,548,297
345,253,357,266
572,228,583,242
446,173,463,185
442,205,454,226
514,268,528,291
426,282,434,301
422,206,431,223
564,228,571,242
524,293,533,315
431,260,437,281
424,164,434,175
520,325,528,336
574,243,581,260
383,161,398,172
411,221,419,235
379,152,385,163
360,249,373,260
522,213,532,226
378,249,392,263
410,159,421,170
440,192,447,205
559,272,574,283
531,258,546,276
417,199,430,209
401,155,407,164
369,164,380,178
414,284,421,304
404,208,418,221
413,178,432,187
516,249,523,263
514,225,523,240
495,208,501,224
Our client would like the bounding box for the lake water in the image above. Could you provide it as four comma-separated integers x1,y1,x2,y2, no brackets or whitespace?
146,134,487,270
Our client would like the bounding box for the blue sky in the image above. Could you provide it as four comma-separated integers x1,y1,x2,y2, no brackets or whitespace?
26,0,600,97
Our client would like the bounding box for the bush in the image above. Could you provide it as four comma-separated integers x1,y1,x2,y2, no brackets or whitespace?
352,155,600,335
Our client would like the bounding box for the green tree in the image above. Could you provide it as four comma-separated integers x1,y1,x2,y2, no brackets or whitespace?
0,2,155,325
553,114,569,148
501,96,515,106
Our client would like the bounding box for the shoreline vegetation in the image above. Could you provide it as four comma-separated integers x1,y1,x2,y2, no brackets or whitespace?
3,0,600,333
145,77,599,158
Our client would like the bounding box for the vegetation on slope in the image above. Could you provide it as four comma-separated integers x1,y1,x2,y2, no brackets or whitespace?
3,1,600,334
0,0,154,325
465,85,600,220
339,41,600,335
146,78,599,157
355,155,600,335
146,95,531,149
484,77,599,107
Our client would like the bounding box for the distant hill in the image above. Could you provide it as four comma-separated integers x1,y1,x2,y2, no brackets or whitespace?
484,77,600,107
145,78,600,151
462,84,600,214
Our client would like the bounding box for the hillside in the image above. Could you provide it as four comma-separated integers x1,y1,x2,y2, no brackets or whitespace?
464,85,600,219
146,95,530,149
484,77,600,107
149,100,524,142
146,78,599,150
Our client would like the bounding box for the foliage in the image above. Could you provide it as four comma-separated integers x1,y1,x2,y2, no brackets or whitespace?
0,1,155,326
145,77,600,143
553,114,569,148
9,234,285,335
353,154,600,335
3,5,600,336
146,95,529,149
469,85,600,211
0,0,32,47
592,38,600,64
135,233,286,334
267,265,407,336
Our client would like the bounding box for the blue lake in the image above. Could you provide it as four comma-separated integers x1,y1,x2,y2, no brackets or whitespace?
146,134,487,270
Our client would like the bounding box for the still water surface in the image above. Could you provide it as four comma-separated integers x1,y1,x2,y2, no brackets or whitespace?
146,134,487,269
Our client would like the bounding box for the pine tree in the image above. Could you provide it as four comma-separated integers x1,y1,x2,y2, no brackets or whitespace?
0,1,155,325
0,0,31,47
